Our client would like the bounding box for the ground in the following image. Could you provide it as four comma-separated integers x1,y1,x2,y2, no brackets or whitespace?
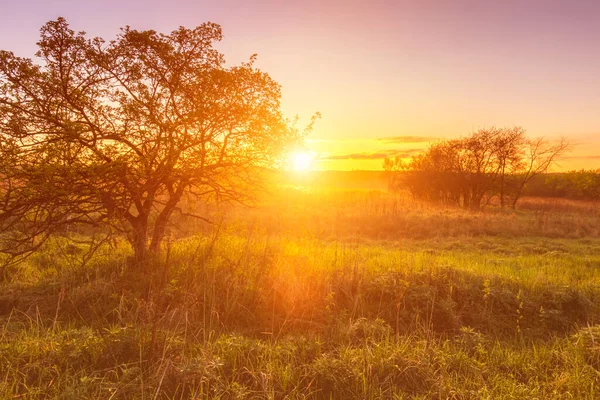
1,190,599,399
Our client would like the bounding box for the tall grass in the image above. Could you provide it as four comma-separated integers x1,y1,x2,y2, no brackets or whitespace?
1,190,600,398
204,189,600,242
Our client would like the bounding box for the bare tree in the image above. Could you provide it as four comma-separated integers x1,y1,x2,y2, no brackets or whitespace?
0,18,306,267
494,127,526,208
510,137,571,208
453,128,506,210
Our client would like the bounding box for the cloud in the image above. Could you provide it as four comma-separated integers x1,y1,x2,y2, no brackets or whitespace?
323,148,422,160
563,155,600,160
378,135,441,144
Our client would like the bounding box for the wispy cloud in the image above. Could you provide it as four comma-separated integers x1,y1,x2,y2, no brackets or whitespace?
564,155,600,160
378,136,441,144
323,149,422,160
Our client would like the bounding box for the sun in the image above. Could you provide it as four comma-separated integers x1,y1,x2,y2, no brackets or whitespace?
291,151,315,172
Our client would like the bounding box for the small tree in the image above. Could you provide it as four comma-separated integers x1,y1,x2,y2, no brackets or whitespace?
0,18,303,266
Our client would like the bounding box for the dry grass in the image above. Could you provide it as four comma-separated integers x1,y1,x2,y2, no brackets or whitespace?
208,189,600,241
1,189,600,399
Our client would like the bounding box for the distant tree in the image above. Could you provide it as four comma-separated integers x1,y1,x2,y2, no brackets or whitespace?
510,137,571,208
405,141,462,205
494,127,527,208
382,156,404,191
0,18,306,267
571,170,600,199
518,170,600,200
387,127,570,210
452,128,506,210
389,128,507,210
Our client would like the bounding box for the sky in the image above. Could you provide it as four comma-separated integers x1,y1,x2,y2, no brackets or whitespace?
0,0,599,170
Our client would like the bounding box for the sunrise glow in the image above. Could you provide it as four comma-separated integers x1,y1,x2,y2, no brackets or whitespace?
290,151,315,172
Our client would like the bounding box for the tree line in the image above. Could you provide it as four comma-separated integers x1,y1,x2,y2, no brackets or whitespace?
383,127,571,210
523,170,600,200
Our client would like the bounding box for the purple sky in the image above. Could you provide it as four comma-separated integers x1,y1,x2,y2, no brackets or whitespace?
1,0,599,169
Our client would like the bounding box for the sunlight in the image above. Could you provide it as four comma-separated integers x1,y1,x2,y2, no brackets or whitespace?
291,151,315,172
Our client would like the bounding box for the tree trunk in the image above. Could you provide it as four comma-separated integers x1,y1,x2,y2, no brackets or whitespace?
500,164,506,208
130,217,150,269
462,190,470,210
511,191,522,209
469,187,484,211
470,196,482,211
149,193,181,256
511,182,527,209
149,210,172,256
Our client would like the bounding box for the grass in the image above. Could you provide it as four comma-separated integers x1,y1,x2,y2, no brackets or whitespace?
1,190,600,398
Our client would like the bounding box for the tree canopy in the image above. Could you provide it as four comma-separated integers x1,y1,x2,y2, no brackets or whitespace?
0,18,303,265
384,127,570,210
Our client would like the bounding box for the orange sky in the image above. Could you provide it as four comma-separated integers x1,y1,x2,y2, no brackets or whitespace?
1,0,599,171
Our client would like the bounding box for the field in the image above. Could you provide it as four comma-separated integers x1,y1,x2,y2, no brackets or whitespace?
1,189,600,399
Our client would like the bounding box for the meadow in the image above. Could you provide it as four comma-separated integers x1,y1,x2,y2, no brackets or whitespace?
1,189,600,399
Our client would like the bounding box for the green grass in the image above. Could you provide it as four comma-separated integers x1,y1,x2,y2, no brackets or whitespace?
1,193,600,398
1,317,598,398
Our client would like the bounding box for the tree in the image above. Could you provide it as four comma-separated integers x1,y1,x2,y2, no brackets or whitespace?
452,128,506,210
382,156,404,191
493,127,526,208
0,18,303,266
387,128,511,210
405,141,463,205
510,137,571,208
386,127,570,211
